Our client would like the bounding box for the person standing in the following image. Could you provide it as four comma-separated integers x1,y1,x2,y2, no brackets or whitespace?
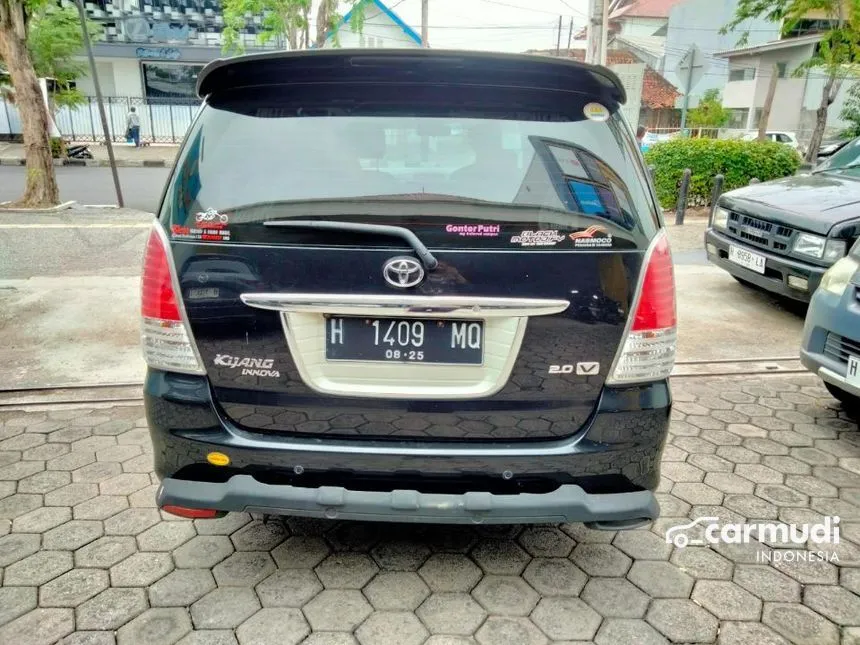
636,125,649,152
126,107,141,148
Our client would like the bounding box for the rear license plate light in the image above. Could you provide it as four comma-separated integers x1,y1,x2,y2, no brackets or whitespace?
325,317,484,365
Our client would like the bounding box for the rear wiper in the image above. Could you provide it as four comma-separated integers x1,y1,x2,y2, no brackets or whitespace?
263,219,438,270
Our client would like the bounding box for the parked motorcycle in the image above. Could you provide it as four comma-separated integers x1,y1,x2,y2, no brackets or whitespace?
66,144,93,160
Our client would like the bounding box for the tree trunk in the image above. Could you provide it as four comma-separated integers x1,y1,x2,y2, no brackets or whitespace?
0,0,59,207
758,64,779,141
804,71,843,164
315,0,334,48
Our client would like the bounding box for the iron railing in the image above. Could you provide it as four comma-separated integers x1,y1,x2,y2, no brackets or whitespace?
1,95,201,144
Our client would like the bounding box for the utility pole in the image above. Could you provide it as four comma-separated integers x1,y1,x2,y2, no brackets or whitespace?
586,0,605,65
76,0,123,207
421,0,429,47
678,45,702,134
599,0,609,65
758,64,779,140
567,17,574,51
556,16,562,55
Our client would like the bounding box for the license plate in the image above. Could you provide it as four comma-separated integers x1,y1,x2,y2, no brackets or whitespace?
325,317,484,365
188,287,219,299
848,356,860,387
728,244,766,274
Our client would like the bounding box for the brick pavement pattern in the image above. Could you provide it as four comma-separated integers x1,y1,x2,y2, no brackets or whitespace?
0,374,858,645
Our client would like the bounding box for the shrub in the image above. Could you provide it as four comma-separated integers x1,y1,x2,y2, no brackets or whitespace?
50,137,66,159
644,138,800,209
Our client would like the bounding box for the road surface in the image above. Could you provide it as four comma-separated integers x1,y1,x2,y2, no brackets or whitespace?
0,166,169,213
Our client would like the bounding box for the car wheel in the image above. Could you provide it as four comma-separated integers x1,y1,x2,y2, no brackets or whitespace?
824,382,860,416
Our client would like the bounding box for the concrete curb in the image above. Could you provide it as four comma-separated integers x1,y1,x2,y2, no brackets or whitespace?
0,200,77,213
0,157,168,168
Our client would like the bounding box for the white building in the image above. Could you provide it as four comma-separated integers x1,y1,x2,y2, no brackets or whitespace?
321,0,422,49
64,0,287,100
608,0,683,39
69,0,420,102
715,35,855,137
663,0,779,111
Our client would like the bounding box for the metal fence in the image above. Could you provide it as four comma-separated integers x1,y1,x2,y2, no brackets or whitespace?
0,95,201,144
645,127,836,150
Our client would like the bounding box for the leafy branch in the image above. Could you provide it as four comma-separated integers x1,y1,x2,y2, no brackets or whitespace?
222,0,364,54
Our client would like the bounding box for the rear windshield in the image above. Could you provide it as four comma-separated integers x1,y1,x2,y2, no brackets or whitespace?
162,89,659,250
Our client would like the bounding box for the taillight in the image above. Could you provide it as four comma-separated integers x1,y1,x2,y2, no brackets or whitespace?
607,231,677,384
140,224,205,374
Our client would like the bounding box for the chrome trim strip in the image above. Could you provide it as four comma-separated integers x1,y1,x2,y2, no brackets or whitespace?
240,293,570,319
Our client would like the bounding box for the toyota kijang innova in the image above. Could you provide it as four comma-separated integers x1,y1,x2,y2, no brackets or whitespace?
142,49,676,529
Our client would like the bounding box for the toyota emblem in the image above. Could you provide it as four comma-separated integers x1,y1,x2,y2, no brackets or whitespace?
383,257,424,289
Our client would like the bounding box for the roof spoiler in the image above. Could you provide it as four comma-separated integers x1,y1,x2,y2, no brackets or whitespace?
196,49,627,107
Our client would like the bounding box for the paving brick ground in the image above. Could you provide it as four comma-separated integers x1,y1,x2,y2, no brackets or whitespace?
0,374,858,645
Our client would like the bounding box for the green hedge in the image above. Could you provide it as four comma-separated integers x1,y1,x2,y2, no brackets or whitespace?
643,138,800,209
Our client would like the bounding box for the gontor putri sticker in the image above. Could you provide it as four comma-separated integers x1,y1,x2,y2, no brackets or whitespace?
583,102,610,122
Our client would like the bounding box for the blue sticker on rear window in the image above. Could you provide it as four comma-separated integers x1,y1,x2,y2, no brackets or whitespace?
568,181,606,215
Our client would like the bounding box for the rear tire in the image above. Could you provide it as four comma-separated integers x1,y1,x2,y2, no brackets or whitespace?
824,382,860,417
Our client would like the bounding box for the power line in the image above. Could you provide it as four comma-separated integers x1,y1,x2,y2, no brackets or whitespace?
474,0,568,16
557,0,588,19
421,22,564,29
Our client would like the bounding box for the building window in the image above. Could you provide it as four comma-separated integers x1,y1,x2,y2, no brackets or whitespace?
142,62,204,99
727,108,749,129
776,62,787,78
786,19,837,37
728,67,755,82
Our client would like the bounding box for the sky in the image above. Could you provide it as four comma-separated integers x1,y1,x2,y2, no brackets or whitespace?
352,0,592,53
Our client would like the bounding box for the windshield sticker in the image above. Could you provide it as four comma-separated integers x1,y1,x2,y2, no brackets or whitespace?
548,145,588,178
445,224,500,238
213,354,280,378
195,208,229,228
569,181,606,215
569,225,613,248
510,230,566,247
583,102,610,122
171,208,231,242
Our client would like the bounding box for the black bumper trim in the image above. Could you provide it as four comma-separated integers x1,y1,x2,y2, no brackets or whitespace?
158,475,659,525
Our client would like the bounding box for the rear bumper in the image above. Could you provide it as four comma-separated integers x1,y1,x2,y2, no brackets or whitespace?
144,369,670,525
158,476,659,526
705,228,825,302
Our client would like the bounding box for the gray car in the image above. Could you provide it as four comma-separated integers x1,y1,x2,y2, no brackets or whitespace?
705,137,860,302
800,239,860,410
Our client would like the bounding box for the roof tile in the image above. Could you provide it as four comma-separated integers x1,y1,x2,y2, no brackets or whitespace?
527,49,680,109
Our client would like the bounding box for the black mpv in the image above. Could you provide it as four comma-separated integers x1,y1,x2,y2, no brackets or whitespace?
142,49,676,529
